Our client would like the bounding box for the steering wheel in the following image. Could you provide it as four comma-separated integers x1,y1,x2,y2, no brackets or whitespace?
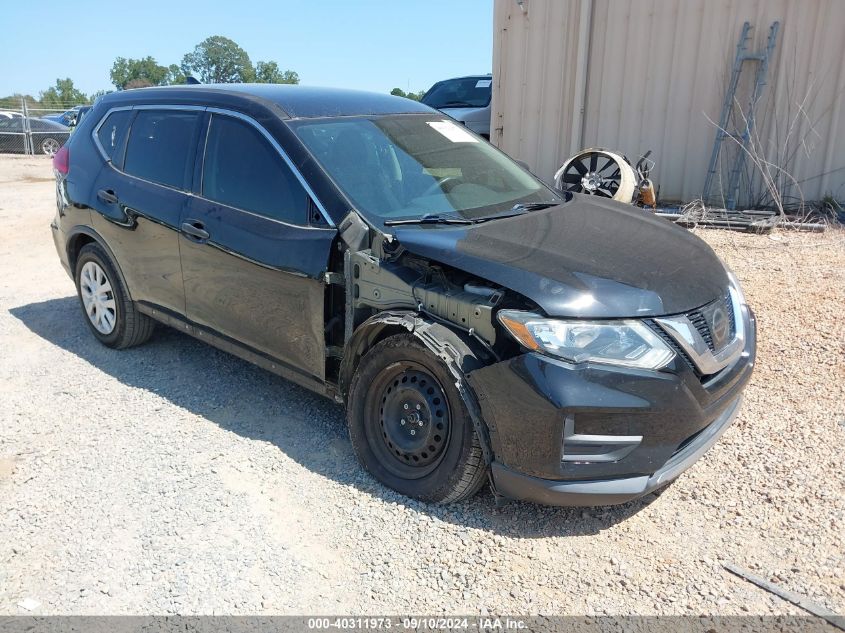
421,176,461,198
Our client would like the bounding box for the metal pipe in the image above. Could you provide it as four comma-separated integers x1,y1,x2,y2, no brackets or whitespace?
570,0,593,155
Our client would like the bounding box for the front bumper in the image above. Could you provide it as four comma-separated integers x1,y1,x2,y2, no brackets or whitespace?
491,395,742,505
467,308,756,506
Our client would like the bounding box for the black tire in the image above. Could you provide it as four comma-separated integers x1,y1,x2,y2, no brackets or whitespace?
74,243,154,349
347,333,487,503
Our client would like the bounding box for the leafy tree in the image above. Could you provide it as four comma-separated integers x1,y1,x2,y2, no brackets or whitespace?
165,64,186,86
124,79,154,90
0,93,39,111
40,78,88,107
254,61,299,84
89,89,113,102
110,56,170,90
390,88,425,101
181,36,254,83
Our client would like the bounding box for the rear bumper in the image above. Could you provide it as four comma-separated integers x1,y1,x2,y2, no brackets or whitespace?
490,395,742,506
50,220,72,277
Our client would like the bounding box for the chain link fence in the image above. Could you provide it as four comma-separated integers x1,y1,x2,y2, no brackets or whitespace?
0,97,88,156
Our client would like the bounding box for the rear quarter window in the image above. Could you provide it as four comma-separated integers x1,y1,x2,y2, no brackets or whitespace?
96,110,132,162
123,110,201,190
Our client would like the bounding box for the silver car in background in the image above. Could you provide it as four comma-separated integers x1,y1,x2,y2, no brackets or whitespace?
421,74,492,139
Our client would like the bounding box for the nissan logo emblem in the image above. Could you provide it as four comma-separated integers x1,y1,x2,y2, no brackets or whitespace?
711,306,729,345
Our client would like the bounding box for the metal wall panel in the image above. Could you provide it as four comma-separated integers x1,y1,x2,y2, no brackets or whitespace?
492,0,845,205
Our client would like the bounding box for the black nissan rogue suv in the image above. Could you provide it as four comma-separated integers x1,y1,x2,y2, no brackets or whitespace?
51,85,756,506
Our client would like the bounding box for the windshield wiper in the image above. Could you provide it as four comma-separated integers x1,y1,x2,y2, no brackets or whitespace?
468,202,562,224
384,213,474,227
510,201,560,212
384,202,561,227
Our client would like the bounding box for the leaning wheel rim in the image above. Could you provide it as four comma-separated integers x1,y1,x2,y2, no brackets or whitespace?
366,363,451,480
80,261,117,334
42,138,60,156
558,151,622,198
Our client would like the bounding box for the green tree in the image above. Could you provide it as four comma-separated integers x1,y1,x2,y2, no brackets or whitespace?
390,88,425,101
254,61,299,84
110,56,171,90
40,78,88,107
181,36,254,83
0,94,39,111
165,64,186,85
89,89,113,102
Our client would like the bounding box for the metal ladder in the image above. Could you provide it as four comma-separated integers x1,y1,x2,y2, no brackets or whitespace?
703,21,780,210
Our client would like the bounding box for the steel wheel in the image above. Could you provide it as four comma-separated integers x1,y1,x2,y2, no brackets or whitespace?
347,333,488,503
554,148,637,202
367,363,451,479
79,261,117,334
40,137,60,156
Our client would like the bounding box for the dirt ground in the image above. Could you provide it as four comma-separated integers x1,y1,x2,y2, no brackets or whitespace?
0,154,843,617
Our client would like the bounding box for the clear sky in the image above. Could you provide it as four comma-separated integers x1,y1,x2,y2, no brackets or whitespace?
0,0,493,97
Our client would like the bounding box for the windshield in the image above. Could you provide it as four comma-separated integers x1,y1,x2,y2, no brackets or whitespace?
292,115,559,225
421,77,492,109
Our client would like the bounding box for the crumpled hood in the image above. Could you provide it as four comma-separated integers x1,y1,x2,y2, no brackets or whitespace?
393,196,730,318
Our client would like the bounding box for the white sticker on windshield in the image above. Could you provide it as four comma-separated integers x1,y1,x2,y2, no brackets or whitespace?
427,120,479,143
476,79,492,88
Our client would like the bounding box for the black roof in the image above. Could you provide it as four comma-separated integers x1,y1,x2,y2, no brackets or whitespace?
100,84,435,119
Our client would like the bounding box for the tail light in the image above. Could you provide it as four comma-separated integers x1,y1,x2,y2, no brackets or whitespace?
53,145,69,175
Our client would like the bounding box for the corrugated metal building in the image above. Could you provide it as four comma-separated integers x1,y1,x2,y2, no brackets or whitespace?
491,0,845,205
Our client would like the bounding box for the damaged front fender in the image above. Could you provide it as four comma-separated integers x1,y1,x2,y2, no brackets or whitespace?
339,311,495,465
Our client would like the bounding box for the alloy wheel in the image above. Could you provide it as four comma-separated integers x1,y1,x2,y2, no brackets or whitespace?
41,138,60,157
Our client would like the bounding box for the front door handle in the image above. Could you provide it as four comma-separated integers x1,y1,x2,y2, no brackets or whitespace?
97,189,118,205
181,221,210,241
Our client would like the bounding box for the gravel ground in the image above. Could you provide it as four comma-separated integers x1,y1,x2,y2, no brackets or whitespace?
0,155,843,616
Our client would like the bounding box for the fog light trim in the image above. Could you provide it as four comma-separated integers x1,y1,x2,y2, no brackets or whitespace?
561,415,642,463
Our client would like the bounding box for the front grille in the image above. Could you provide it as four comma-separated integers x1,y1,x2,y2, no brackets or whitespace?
646,320,698,374
685,294,735,353
688,309,714,350
725,293,736,339
651,291,742,382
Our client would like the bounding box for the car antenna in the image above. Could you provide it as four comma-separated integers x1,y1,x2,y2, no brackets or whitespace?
185,76,201,85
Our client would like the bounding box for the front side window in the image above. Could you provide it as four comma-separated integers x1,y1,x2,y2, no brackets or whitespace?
292,114,558,225
96,110,132,162
124,110,201,189
202,114,308,224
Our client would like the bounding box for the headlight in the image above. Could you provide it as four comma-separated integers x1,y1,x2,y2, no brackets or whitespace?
497,310,675,370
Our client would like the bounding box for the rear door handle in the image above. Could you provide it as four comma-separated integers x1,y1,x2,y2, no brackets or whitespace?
181,220,210,241
97,189,118,204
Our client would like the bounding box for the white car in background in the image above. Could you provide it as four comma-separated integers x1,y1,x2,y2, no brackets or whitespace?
421,74,492,139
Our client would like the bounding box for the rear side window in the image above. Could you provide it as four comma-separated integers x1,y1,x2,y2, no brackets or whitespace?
202,114,308,224
124,110,201,190
96,110,132,162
